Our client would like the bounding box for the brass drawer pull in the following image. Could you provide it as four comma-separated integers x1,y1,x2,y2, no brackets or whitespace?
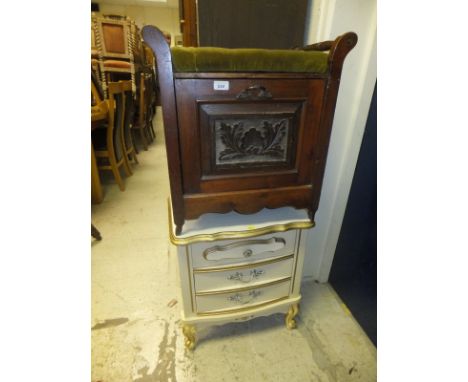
227,269,265,283
236,85,273,101
228,290,261,305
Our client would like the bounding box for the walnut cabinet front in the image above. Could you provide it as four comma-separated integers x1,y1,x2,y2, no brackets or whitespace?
176,78,326,220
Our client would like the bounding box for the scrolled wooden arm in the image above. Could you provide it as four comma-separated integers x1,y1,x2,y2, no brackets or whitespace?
299,32,357,77
300,40,334,51
328,32,358,77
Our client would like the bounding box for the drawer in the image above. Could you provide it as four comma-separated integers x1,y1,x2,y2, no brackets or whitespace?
195,279,291,314
194,255,294,293
190,229,298,269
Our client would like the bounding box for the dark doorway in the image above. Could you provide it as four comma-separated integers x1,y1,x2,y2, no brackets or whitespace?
329,82,377,346
197,0,308,49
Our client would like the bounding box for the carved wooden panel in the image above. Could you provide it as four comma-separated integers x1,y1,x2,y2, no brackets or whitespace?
199,102,302,175
174,78,326,195
215,118,289,165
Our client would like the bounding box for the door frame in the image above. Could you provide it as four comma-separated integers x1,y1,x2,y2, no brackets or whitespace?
179,0,198,46
302,0,377,281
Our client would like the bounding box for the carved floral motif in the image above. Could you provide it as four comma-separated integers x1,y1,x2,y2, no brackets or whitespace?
216,119,289,164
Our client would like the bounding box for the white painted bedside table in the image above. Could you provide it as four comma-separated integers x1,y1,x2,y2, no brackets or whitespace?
168,202,314,349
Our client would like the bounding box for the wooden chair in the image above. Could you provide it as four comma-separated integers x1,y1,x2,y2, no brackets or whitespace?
92,15,136,96
130,21,144,68
121,80,139,171
142,41,155,69
91,23,101,84
143,41,159,115
91,70,108,204
143,71,156,141
91,69,105,106
132,72,154,150
94,82,131,191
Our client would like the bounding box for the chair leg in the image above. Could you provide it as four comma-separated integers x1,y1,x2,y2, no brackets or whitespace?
149,108,156,138
131,129,139,154
123,156,133,177
150,118,156,140
146,116,155,141
145,125,153,144
108,154,125,191
91,224,102,240
113,165,125,191
121,131,133,177
139,127,148,150
131,150,139,164
123,146,137,172
145,113,154,143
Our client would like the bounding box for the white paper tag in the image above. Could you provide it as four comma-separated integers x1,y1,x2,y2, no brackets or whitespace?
213,81,229,91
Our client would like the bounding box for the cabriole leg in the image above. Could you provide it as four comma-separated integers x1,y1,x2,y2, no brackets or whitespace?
182,324,196,350
285,303,299,329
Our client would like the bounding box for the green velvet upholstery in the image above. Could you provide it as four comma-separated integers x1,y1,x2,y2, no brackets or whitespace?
171,47,329,73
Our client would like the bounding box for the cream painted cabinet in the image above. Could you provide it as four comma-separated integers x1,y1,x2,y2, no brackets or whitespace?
169,203,313,349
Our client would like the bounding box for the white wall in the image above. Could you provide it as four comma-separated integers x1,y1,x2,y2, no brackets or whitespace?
302,0,377,281
97,3,180,45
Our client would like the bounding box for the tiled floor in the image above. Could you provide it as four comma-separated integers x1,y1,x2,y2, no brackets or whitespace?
91,109,377,382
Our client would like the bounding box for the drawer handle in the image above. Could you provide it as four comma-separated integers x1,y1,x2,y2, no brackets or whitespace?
228,290,261,305
236,85,273,101
227,269,265,283
243,249,253,258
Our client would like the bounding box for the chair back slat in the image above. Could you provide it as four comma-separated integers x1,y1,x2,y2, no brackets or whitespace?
107,82,125,161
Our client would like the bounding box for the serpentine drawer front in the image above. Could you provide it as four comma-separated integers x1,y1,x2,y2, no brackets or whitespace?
193,254,294,293
190,230,297,269
195,279,291,314
168,204,313,349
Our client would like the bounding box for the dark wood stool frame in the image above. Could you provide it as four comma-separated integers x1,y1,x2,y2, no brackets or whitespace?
143,26,357,234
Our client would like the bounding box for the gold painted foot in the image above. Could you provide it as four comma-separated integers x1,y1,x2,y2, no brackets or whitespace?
285,303,299,329
182,324,196,350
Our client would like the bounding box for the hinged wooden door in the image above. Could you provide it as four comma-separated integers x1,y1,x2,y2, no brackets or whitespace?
175,78,326,195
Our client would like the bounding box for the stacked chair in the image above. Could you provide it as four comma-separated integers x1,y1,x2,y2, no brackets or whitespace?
91,14,160,194
132,72,156,151
91,14,137,96
121,80,139,170
143,41,158,131
130,39,158,151
93,81,131,191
